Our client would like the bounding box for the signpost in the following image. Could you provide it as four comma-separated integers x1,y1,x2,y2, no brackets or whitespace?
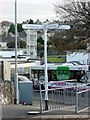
22,23,59,30
22,23,70,110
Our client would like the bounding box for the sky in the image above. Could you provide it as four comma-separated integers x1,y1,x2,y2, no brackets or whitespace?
0,0,63,23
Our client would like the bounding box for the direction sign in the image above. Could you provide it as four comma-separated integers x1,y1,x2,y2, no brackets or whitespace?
45,23,59,29
58,25,70,30
22,24,43,30
22,24,70,30
22,22,71,110
22,23,59,30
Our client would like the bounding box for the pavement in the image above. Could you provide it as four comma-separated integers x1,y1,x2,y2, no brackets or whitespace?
2,104,90,120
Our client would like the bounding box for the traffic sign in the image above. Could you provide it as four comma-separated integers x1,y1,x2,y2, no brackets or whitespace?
22,22,71,110
45,23,59,29
22,24,43,30
22,24,70,30
22,23,59,30
58,25,70,30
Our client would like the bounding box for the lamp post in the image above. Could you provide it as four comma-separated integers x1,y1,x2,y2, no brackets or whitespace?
15,0,19,104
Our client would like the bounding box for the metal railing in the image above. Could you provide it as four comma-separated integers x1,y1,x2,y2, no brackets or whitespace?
76,83,90,113
39,80,77,113
33,80,90,114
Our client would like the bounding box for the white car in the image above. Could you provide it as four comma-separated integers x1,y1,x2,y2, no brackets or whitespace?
18,75,30,82
12,75,30,82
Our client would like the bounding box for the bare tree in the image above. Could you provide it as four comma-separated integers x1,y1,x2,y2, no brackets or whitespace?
50,0,90,52
55,0,90,39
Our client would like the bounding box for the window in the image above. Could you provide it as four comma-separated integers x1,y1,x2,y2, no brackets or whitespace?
24,51,27,54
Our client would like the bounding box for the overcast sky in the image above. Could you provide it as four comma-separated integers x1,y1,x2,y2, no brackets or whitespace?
0,0,63,23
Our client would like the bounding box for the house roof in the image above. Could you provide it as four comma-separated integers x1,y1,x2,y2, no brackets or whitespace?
2,33,15,42
1,21,12,27
19,30,27,38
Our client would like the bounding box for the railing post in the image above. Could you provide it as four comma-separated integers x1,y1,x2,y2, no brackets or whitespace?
75,80,78,113
39,82,43,114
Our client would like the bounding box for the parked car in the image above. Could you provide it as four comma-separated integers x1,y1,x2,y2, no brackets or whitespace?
18,75,30,82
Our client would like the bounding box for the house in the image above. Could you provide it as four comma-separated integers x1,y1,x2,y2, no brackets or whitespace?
0,48,23,57
1,21,11,37
66,50,88,64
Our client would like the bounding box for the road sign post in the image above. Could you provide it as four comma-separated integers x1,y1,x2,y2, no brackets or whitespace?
43,27,48,110
22,23,70,110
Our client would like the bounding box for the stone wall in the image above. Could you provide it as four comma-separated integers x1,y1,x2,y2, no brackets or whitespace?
1,81,14,105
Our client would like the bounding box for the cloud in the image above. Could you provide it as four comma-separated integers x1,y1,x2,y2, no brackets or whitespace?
0,0,60,22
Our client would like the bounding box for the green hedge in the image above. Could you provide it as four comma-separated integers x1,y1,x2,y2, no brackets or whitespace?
47,57,65,63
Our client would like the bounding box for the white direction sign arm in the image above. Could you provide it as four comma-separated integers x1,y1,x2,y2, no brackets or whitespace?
22,23,60,30
46,23,59,29
22,24,70,30
22,24,43,30
58,25,70,30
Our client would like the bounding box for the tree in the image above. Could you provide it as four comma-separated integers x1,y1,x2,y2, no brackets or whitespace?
37,43,44,50
7,39,26,48
55,0,90,39
8,23,15,34
28,19,34,24
37,36,44,45
50,25,87,51
40,51,44,58
17,23,23,32
18,40,26,48
8,23,24,34
51,0,90,51
50,30,75,51
7,40,15,48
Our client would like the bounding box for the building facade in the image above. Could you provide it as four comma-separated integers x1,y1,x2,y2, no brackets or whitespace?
25,30,37,58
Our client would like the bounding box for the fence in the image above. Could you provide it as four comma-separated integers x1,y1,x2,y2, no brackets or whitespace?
33,80,90,114
40,87,76,113
76,83,90,113
33,80,77,113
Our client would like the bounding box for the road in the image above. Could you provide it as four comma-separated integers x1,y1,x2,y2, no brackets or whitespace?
2,89,90,119
2,104,90,120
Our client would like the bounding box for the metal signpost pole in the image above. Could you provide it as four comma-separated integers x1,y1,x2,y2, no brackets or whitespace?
44,26,48,110
15,0,19,104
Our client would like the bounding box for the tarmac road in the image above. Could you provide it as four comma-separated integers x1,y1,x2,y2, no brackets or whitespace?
2,104,90,120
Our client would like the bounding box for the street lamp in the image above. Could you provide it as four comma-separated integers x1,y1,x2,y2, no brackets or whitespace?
15,0,19,104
